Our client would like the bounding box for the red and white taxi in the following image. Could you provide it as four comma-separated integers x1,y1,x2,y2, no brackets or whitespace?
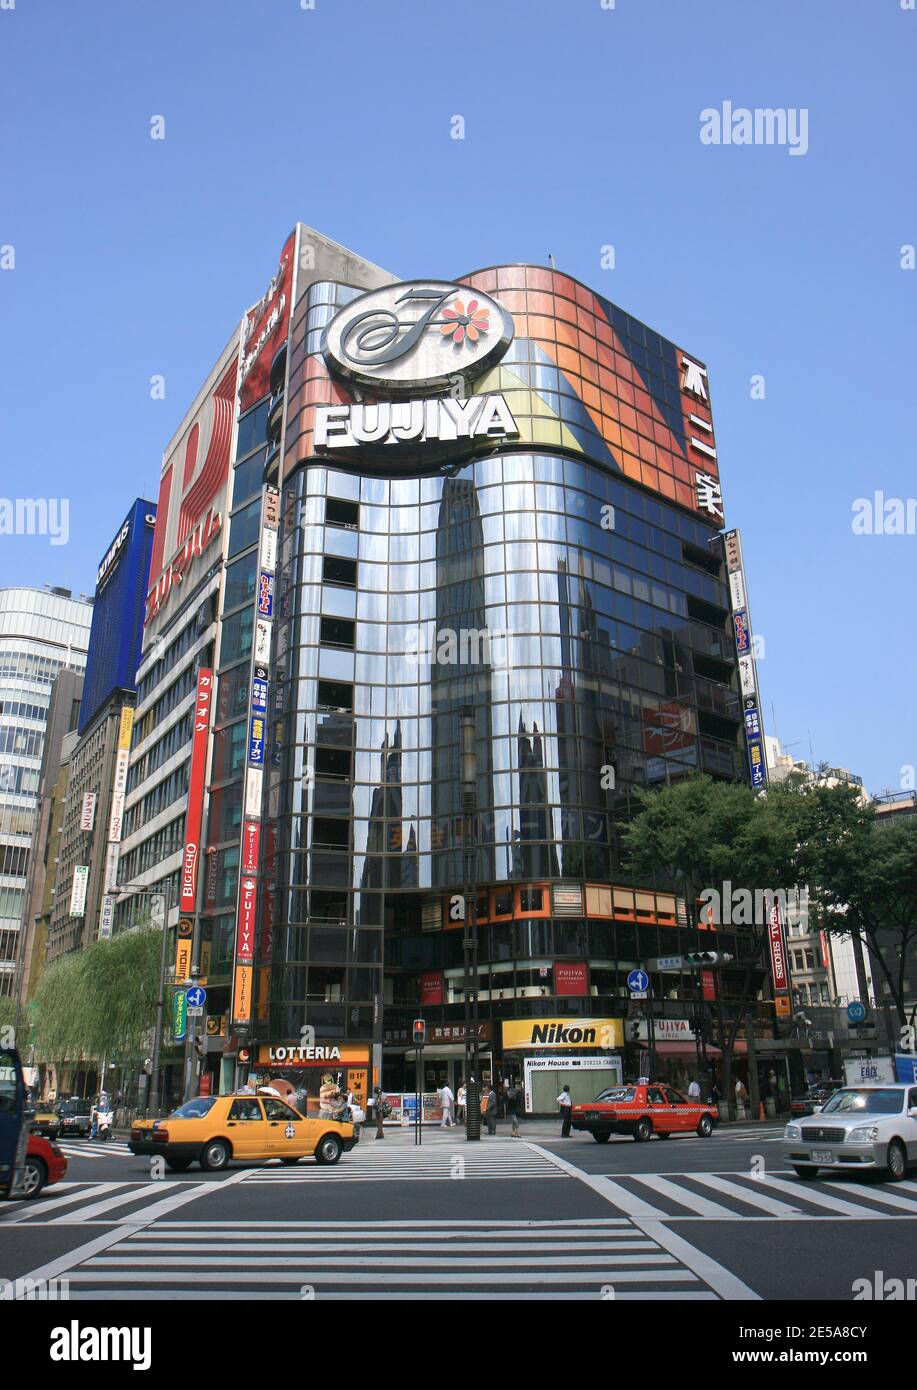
571,1083,719,1143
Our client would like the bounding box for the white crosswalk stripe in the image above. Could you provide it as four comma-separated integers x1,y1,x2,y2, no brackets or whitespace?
242,1140,565,1182
56,1141,133,1160
569,1170,917,1221
54,1219,722,1299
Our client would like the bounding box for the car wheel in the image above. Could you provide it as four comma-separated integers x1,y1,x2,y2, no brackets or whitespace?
22,1157,46,1199
697,1115,714,1138
200,1139,231,1172
315,1134,343,1165
165,1158,192,1172
885,1139,907,1183
793,1166,820,1180
592,1132,611,1144
633,1117,652,1143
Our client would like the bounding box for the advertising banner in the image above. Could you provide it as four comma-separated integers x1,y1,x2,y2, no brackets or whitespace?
553,962,588,996
501,1017,622,1050
69,865,89,917
98,894,115,939
79,793,97,832
239,232,294,411
241,820,261,874
172,989,187,1043
180,668,213,914
174,918,193,984
419,972,443,1007
768,903,789,992
236,877,257,966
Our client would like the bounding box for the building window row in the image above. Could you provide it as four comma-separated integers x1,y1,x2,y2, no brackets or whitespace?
127,710,193,793
122,761,191,839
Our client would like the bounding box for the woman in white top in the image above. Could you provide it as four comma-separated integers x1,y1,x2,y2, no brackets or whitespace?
456,1083,466,1124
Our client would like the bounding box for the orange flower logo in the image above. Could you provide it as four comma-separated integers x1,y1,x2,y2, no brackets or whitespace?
440,298,489,346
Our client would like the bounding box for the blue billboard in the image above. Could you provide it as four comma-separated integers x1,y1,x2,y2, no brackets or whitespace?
78,499,157,735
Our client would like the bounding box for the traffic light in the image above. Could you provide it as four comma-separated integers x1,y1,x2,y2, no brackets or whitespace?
628,1019,641,1042
412,1018,426,1045
685,951,734,966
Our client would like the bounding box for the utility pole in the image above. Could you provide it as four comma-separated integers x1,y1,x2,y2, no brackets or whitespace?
460,705,481,1141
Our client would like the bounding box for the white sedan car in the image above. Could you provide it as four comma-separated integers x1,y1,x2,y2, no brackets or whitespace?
784,1083,917,1181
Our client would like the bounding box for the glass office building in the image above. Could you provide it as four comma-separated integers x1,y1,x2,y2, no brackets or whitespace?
243,258,757,1101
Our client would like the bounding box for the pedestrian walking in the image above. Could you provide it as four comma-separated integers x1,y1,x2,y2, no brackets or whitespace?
557,1084,573,1137
484,1083,498,1135
440,1082,455,1127
687,1078,701,1102
456,1081,466,1124
506,1080,520,1137
372,1086,386,1140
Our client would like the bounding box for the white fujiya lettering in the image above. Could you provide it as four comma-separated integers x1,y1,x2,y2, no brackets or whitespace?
390,400,424,441
350,402,391,443
473,394,518,438
440,396,481,437
314,405,351,448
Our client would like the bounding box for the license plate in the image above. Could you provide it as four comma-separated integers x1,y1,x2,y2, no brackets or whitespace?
811,1149,834,1163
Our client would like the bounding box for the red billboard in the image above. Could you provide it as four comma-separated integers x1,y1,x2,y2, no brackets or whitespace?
768,904,789,992
239,231,295,411
420,972,443,1007
180,668,213,914
554,961,588,996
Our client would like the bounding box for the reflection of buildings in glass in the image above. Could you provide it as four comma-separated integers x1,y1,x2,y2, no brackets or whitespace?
360,720,418,891
430,476,494,887
553,557,614,878
512,714,559,880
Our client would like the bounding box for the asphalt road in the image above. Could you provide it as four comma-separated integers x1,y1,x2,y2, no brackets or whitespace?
2,1126,915,1302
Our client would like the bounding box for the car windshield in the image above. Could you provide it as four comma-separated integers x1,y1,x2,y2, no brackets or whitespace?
58,1100,90,1114
595,1088,635,1102
168,1097,218,1120
822,1088,903,1115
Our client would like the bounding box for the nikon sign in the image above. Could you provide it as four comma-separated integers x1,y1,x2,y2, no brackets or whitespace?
502,1017,624,1050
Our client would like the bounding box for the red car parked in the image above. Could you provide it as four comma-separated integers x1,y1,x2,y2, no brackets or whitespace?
22,1132,68,1198
571,1083,719,1143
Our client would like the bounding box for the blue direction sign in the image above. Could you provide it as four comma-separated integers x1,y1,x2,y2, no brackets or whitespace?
846,1001,867,1024
627,969,649,993
186,985,207,1010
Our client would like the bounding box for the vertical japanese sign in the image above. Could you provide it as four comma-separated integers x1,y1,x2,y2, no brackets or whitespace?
103,704,134,917
79,793,97,832
69,865,90,917
723,529,767,790
768,901,791,1021
230,486,280,1030
180,670,213,914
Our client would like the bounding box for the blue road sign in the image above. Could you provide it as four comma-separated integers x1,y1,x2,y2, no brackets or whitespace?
846,1001,867,1024
627,969,649,993
186,985,207,1009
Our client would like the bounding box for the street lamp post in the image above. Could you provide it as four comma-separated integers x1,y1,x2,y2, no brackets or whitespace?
460,705,481,1142
112,881,173,1117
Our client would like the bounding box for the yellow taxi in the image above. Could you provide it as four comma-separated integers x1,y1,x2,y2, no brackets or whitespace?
27,1100,61,1140
129,1092,358,1172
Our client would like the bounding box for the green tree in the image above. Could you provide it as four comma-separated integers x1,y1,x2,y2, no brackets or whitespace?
621,775,800,1116
29,928,162,1090
793,783,917,1030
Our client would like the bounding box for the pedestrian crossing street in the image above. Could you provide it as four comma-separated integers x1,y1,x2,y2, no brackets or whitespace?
44,1219,736,1300
242,1139,565,1183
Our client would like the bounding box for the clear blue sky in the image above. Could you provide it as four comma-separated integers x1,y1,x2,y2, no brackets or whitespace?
1,0,913,797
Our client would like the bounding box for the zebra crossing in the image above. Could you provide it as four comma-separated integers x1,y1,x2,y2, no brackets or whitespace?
579,1170,917,1221
242,1139,566,1183
42,1218,740,1300
55,1140,133,1161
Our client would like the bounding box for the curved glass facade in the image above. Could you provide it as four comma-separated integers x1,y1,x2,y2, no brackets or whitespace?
261,263,749,1072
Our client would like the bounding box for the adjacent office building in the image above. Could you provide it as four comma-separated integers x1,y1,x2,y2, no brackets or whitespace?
0,586,93,996
45,501,156,964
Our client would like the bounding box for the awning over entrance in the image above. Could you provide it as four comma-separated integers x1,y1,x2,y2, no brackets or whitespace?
651,1041,748,1057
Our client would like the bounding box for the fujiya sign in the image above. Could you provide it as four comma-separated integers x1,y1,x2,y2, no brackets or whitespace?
314,393,519,452
322,280,514,395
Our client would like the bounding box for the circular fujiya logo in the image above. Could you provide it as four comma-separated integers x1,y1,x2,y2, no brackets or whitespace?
322,280,514,395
